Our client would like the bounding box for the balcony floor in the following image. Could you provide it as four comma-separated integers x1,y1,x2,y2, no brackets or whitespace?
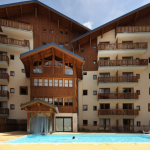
98,99,138,103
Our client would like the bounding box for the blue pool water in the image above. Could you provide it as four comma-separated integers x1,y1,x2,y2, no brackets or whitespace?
4,134,150,143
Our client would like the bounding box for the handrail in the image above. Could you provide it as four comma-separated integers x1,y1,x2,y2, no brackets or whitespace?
98,93,138,99
0,55,9,65
0,73,9,82
116,26,150,33
98,109,139,115
98,42,148,50
98,59,148,66
0,108,9,115
0,19,33,31
0,36,30,48
0,90,9,98
98,76,138,83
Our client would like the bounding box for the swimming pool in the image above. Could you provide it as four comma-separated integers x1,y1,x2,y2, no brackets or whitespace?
4,134,150,143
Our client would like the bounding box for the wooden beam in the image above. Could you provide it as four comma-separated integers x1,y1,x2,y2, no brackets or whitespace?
134,12,138,22
30,113,37,120
35,3,37,18
6,8,9,19
89,35,91,47
52,48,54,74
20,5,23,18
58,19,59,29
28,56,32,64
101,28,103,38
43,113,50,120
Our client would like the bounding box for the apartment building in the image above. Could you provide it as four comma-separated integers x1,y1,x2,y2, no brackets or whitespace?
0,0,150,133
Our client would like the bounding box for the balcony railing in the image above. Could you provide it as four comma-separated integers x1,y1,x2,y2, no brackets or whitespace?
98,109,139,116
0,90,9,99
98,93,138,99
98,42,148,50
0,37,30,48
116,26,150,33
0,108,9,115
0,19,33,31
98,76,138,83
0,55,9,65
98,59,148,67
0,73,9,82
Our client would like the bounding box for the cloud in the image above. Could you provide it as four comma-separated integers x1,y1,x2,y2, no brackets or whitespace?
83,22,93,29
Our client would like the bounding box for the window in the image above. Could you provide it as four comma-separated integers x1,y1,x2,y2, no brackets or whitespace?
54,79,58,87
93,106,97,111
83,105,88,111
10,55,14,60
93,45,96,49
22,69,25,73
83,90,88,95
44,79,53,86
54,98,63,106
43,28,46,33
83,72,87,75
34,79,42,86
93,121,97,126
137,121,141,126
10,88,15,93
93,91,97,95
50,30,53,33
43,42,46,45
65,43,68,47
136,106,140,111
59,44,63,48
60,30,63,34
65,30,68,34
136,74,140,79
123,103,133,109
20,86,28,95
93,60,97,64
65,98,73,106
136,90,140,95
93,75,97,80
44,98,53,104
64,79,73,87
10,71,15,76
81,49,84,53
100,103,110,109
83,120,88,126
148,103,150,112
10,104,15,110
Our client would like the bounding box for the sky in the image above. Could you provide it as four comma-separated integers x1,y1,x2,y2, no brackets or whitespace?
1,0,150,30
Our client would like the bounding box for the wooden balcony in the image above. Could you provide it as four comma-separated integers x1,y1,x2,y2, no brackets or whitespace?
98,76,138,87
0,108,9,117
98,42,147,56
116,26,150,38
98,109,139,117
0,90,9,101
0,55,9,68
0,19,33,31
0,73,9,85
98,93,138,100
0,19,33,38
98,59,148,72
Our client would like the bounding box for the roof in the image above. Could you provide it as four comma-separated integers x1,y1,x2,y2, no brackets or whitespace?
0,0,90,32
20,42,84,60
72,2,150,46
20,99,59,113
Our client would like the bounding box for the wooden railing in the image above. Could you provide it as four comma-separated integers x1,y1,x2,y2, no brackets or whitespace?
0,36,30,48
0,19,33,31
98,76,138,83
0,55,9,65
98,59,148,67
0,90,9,98
98,42,148,50
0,108,9,115
0,73,9,82
98,93,138,99
116,26,150,33
98,109,139,116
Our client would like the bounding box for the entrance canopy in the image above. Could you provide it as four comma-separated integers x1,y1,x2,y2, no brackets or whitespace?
20,99,59,113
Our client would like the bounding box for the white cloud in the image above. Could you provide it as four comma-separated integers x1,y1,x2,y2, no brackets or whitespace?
83,21,93,29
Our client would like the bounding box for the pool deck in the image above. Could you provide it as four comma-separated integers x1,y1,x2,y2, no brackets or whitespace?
0,131,150,150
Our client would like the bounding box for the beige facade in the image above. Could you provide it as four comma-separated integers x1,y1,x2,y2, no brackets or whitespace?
78,29,150,128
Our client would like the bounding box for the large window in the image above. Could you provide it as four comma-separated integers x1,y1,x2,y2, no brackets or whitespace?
65,79,73,87
65,98,73,106
44,79,53,86
34,79,42,86
54,98,63,106
65,62,73,75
